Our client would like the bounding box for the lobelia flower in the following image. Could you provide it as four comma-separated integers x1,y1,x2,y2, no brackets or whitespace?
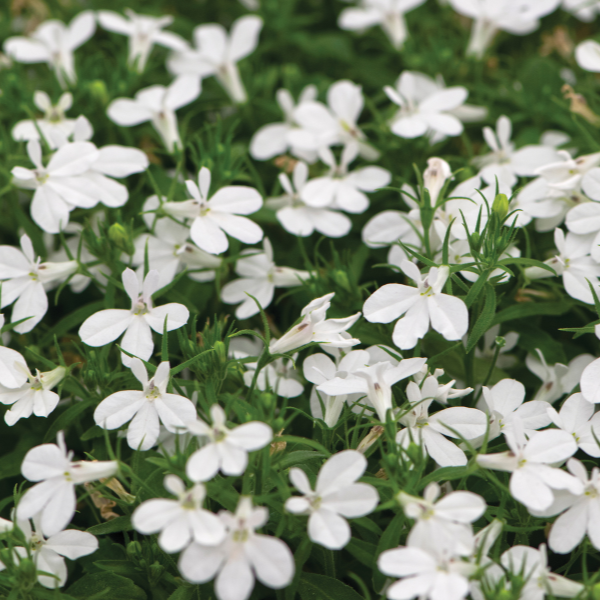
0,362,66,426
167,16,262,104
285,450,379,549
269,293,361,354
98,9,188,73
287,80,380,160
0,516,98,588
242,355,304,398
316,357,427,422
579,356,600,403
78,268,189,366
0,234,78,333
476,417,582,511
338,0,427,50
3,12,96,87
397,482,486,556
396,379,487,467
0,344,28,390
300,144,391,214
186,404,272,482
266,161,352,238
178,496,294,600
221,238,309,319
448,0,561,59
11,139,100,233
412,366,472,405
575,39,600,71
132,475,225,552
94,359,196,451
384,71,469,140
161,166,263,255
249,86,318,161
563,0,600,20
107,75,201,153
16,432,119,536
363,260,469,350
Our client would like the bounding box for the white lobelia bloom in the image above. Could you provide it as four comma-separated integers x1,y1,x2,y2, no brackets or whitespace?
107,75,201,153
167,16,262,104
250,86,318,161
397,379,487,467
524,229,600,304
0,363,66,426
0,344,29,390
242,354,305,398
0,234,78,333
266,161,352,238
11,139,100,233
287,80,380,161
398,482,486,556
547,393,600,457
448,0,561,59
563,0,600,21
186,404,273,482
98,9,188,73
12,91,77,150
412,367,472,406
384,72,469,140
580,356,600,403
221,238,309,319
575,39,600,72
94,359,196,451
3,12,96,87
338,0,427,50
501,544,584,600
476,418,582,512
317,357,427,422
473,115,561,188
1,516,98,589
526,349,593,403
269,293,361,355
132,475,225,552
178,496,294,600
16,432,118,536
78,268,189,366
285,450,379,549
363,260,469,350
301,144,391,214
162,166,263,255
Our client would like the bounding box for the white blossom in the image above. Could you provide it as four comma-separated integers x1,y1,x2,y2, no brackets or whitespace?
242,354,304,398
563,0,600,21
575,39,600,71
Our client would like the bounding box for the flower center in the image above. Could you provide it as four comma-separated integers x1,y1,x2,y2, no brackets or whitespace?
232,528,250,543
133,300,148,316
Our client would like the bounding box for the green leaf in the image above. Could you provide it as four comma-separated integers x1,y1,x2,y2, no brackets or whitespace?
372,511,404,591
466,285,496,354
492,301,572,325
464,271,489,308
66,572,146,600
418,466,471,490
346,538,377,568
170,347,215,376
38,301,104,347
81,425,106,441
298,573,363,600
167,587,197,600
87,516,132,536
499,256,556,275
276,451,327,470
43,400,96,443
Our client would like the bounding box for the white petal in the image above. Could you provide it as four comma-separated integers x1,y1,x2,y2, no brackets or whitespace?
178,542,225,583
321,482,378,518
215,554,255,600
315,450,366,496
132,499,182,533
307,509,350,549
145,303,190,333
127,401,160,450
186,444,221,482
363,284,419,323
228,15,263,62
45,530,98,559
79,309,133,346
549,502,588,554
121,317,154,364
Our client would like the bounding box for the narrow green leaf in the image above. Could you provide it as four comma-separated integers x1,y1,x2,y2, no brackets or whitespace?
87,516,132,536
466,285,497,353
298,573,363,600
492,301,572,325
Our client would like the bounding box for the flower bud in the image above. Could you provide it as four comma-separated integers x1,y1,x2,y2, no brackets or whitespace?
149,561,165,584
89,79,109,105
357,425,384,453
494,336,506,349
37,260,78,285
423,157,452,206
108,223,134,255
127,541,143,563
333,270,351,292
214,341,228,364
492,193,509,220
39,365,66,391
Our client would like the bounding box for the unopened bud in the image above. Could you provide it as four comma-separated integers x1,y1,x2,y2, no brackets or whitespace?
492,193,509,220
39,365,66,391
108,223,134,255
89,80,109,105
213,341,227,364
333,270,351,292
423,157,452,206
357,426,385,453
149,561,165,584
494,336,506,348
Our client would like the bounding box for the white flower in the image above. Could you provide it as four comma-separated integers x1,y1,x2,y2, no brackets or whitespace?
249,86,318,161
477,418,582,511
301,144,391,213
107,75,201,152
3,517,98,588
94,359,196,451
16,432,118,536
266,162,352,238
162,166,263,255
363,260,469,350
11,139,100,233
243,355,305,398
167,16,262,104
98,9,188,72
285,450,378,549
0,234,78,333
563,0,600,21
398,482,486,556
448,0,561,59
338,0,427,49
317,357,427,422
269,293,361,354
413,367,472,405
526,349,593,403
3,12,96,87
287,80,380,160
0,345,29,390
384,72,469,140
186,404,272,482
178,497,294,600
12,91,76,150
579,356,600,403
132,475,225,552
0,363,66,426
397,379,487,467
221,238,309,318
78,268,189,366
575,39,600,71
